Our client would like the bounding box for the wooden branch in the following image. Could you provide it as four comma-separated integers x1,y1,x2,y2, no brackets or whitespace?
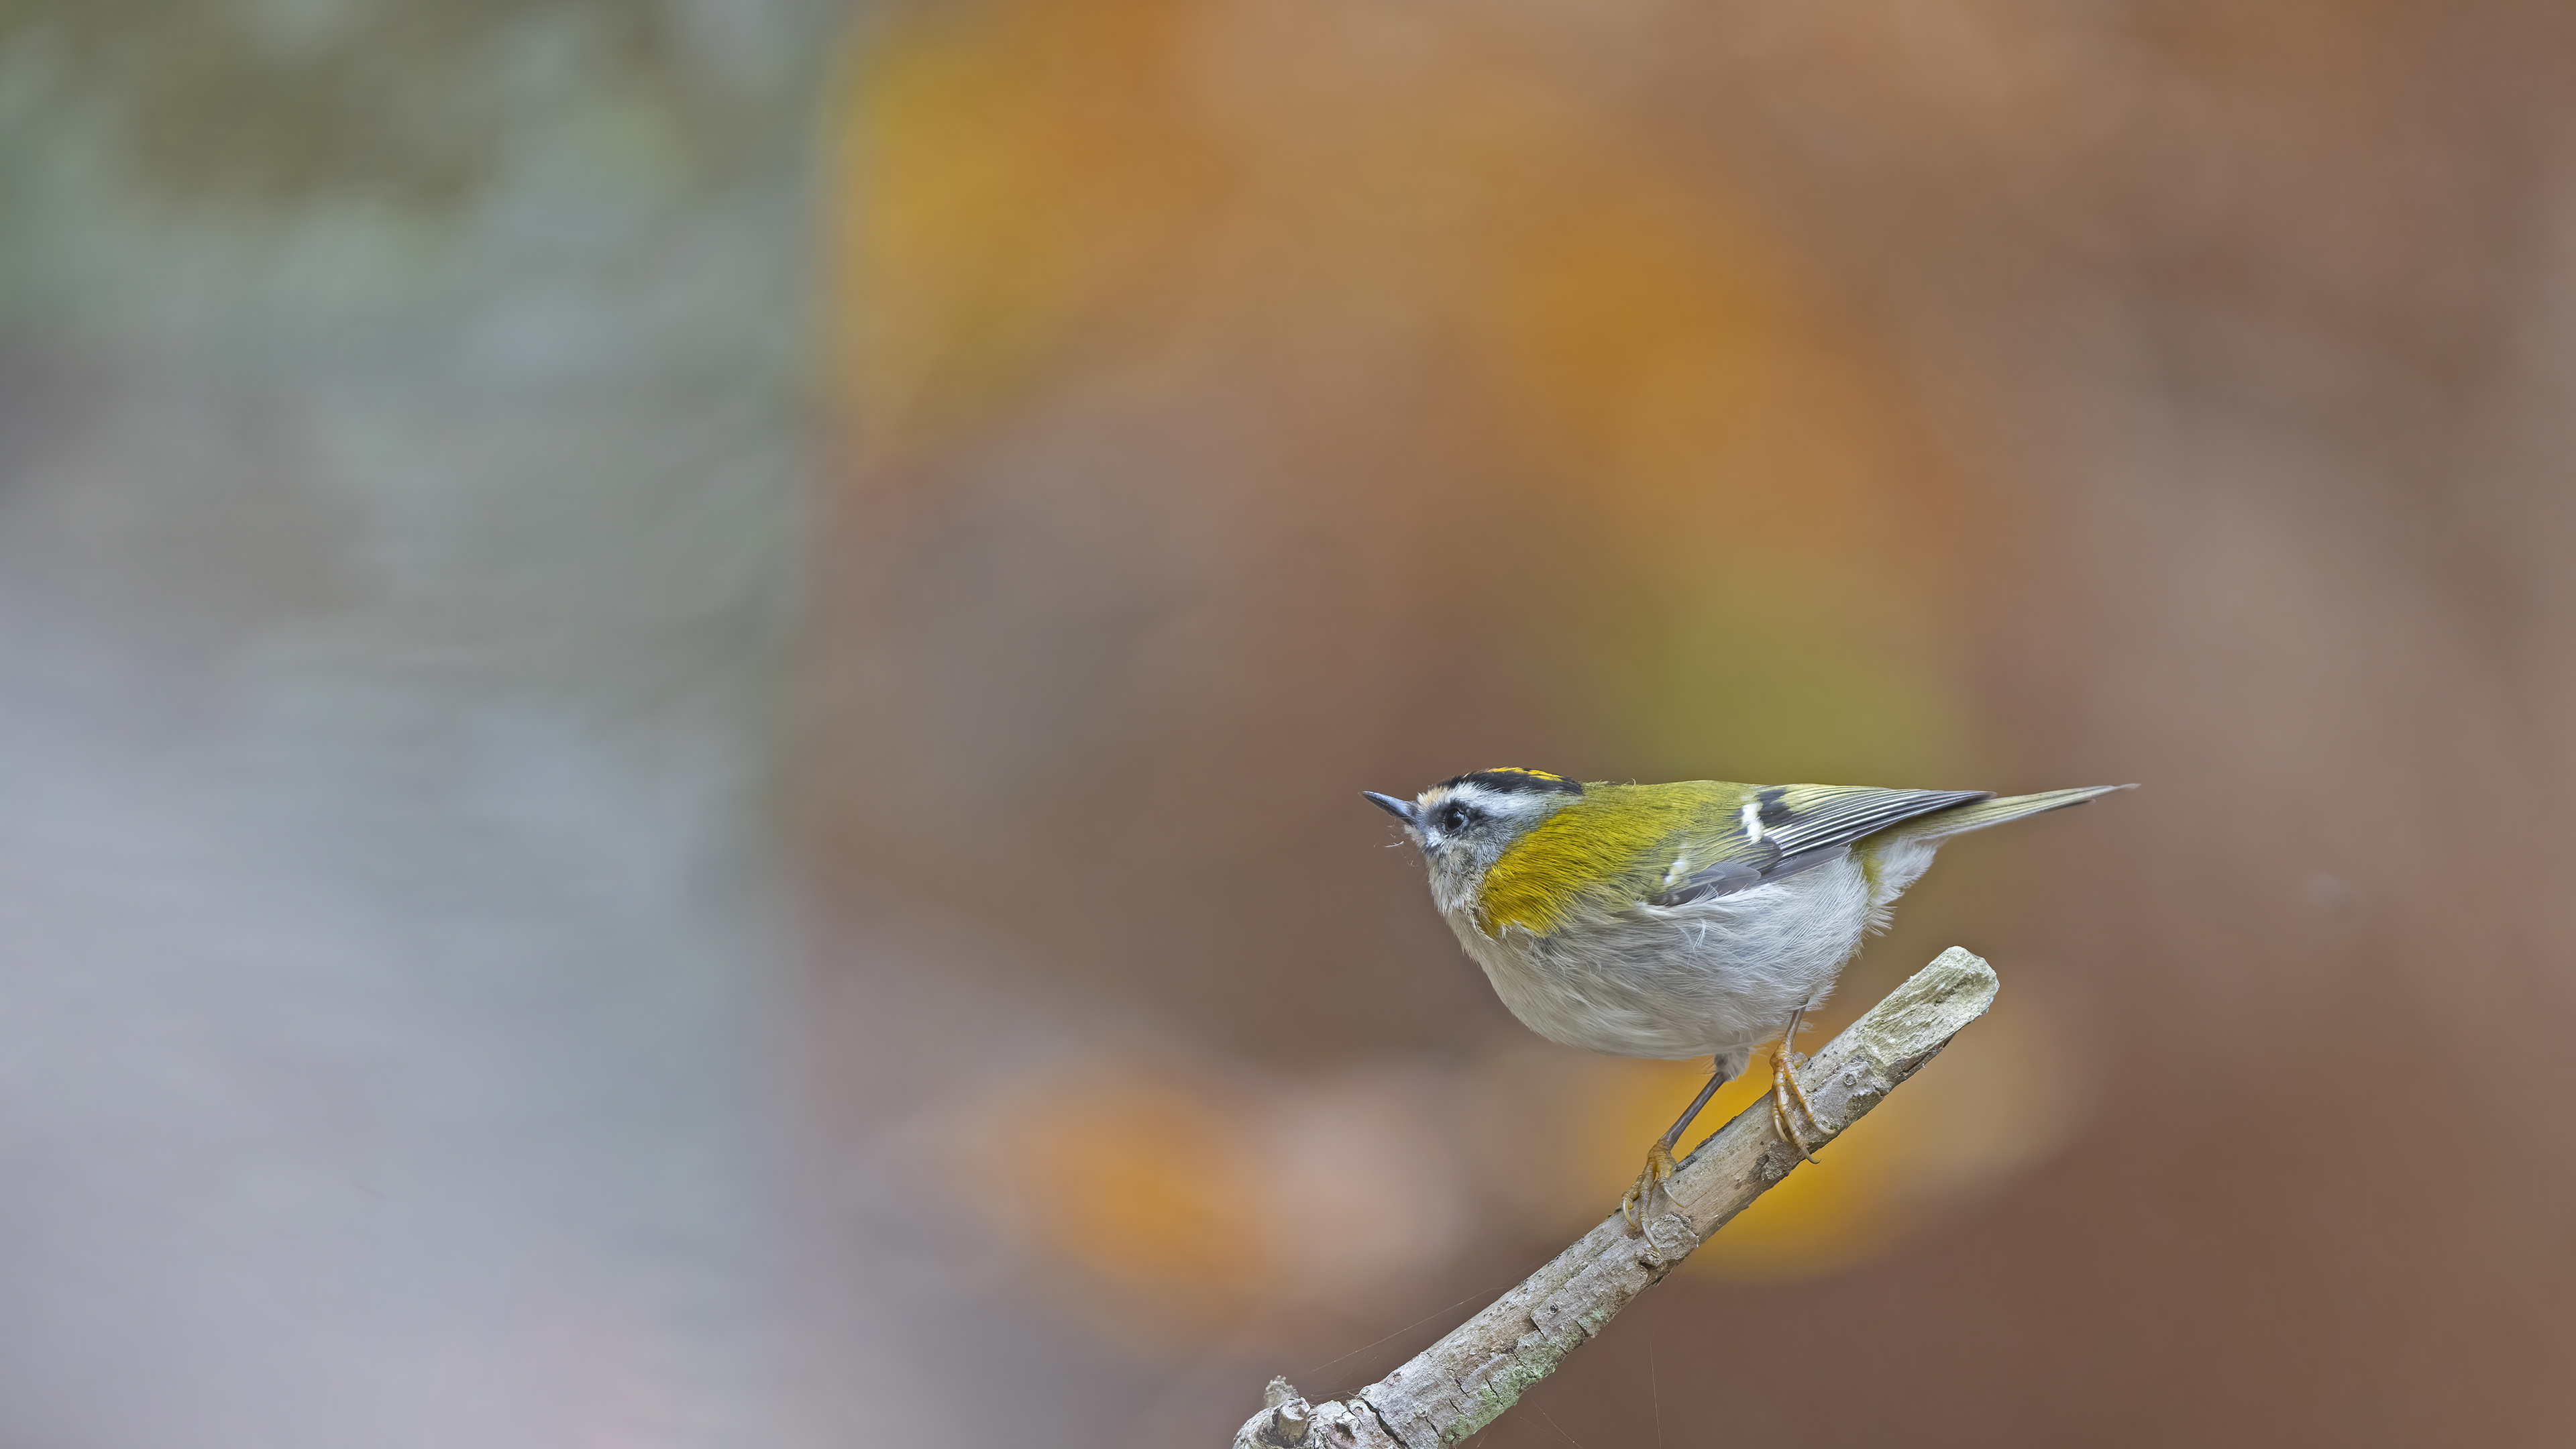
1230,947,2002,1449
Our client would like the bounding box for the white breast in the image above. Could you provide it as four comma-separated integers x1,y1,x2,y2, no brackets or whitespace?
1444,853,1883,1061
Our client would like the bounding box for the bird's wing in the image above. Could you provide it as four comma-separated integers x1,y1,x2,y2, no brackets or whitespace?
1646,784,1990,906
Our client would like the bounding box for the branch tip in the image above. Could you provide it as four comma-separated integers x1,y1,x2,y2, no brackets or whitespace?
1228,948,2001,1448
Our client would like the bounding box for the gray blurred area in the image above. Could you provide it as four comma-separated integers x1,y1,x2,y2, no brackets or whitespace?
0,3,833,1444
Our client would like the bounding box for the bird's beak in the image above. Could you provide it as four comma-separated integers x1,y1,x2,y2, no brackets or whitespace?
1360,791,1419,827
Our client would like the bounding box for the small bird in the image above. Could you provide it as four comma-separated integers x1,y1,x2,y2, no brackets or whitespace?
1362,767,2129,1228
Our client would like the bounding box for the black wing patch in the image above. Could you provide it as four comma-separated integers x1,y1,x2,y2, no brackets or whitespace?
1645,786,1991,906
1760,787,1991,859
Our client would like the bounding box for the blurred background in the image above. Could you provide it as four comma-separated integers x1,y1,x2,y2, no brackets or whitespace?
3,1,2573,1444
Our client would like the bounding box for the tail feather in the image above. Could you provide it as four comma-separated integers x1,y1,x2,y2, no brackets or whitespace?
1890,784,2134,841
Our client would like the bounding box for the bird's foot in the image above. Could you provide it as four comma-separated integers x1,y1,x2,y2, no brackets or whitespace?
1770,1047,1823,1163
1619,1138,1680,1232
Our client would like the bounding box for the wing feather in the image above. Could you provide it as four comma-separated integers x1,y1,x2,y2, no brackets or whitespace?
1760,786,1990,857
1644,785,1990,906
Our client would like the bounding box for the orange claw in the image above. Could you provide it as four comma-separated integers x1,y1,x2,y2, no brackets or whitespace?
1770,1016,1824,1163
1620,1138,1680,1231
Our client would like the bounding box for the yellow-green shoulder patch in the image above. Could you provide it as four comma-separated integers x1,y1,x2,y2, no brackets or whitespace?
1477,786,1721,935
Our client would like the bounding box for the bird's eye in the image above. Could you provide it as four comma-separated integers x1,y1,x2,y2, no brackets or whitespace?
1438,803,1470,833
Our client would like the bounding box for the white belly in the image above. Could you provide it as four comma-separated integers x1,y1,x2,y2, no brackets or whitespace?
1444,852,1894,1061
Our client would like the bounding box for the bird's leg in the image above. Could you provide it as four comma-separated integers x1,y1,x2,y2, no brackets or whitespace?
1621,1061,1731,1232
1770,1008,1823,1163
